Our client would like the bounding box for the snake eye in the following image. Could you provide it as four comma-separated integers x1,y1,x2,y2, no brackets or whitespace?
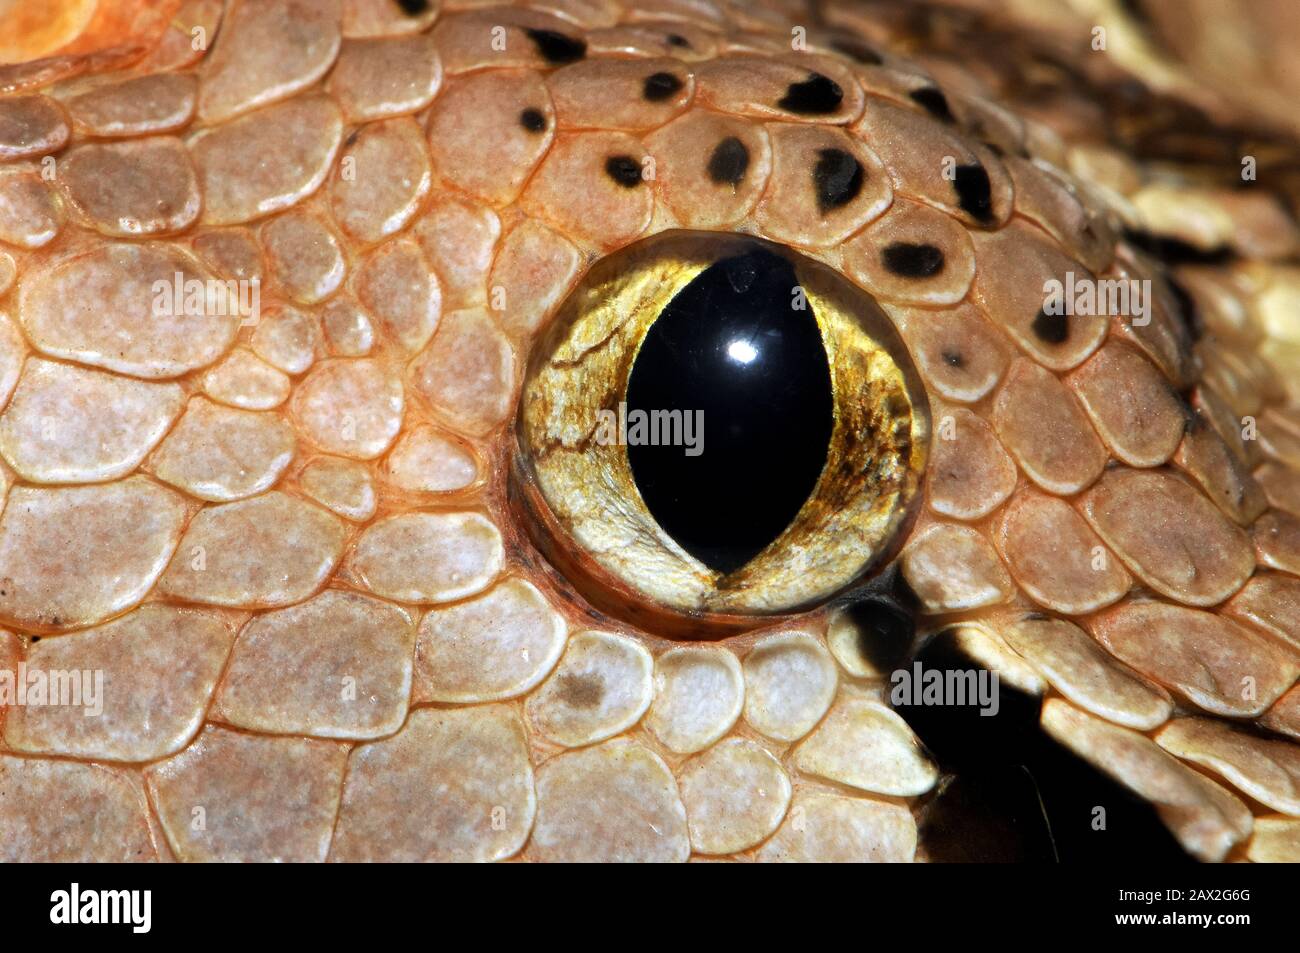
513,232,929,635
626,245,831,574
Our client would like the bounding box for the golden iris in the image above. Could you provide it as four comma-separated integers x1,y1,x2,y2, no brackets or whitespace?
512,231,929,636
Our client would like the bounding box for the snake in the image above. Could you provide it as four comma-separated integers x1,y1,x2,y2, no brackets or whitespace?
0,0,1297,864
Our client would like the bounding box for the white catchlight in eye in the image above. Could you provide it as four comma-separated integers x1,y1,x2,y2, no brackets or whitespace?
727,339,758,364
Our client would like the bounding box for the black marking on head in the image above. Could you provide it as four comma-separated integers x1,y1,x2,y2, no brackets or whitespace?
842,596,915,673
707,136,750,187
901,629,1194,863
778,72,844,114
1164,275,1204,343
813,148,864,213
831,38,883,65
1121,227,1231,267
917,768,1059,863
953,163,993,222
1031,307,1070,345
643,71,684,102
837,561,920,615
344,129,359,147
1118,232,1214,347
395,0,430,15
519,108,547,133
881,242,945,279
942,349,965,368
667,33,691,48
909,86,954,123
1117,0,1156,30
605,155,643,188
525,28,587,64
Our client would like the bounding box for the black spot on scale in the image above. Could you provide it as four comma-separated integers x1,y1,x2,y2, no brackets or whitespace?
953,162,994,222
813,148,864,214
909,86,954,123
667,33,691,48
707,136,749,187
395,0,430,15
604,155,643,188
778,72,844,114
1031,307,1070,345
525,28,587,65
555,672,604,709
942,349,965,368
519,108,547,133
643,72,684,102
881,242,945,279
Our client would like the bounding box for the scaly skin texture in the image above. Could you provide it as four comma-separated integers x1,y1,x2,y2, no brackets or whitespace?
0,0,1297,863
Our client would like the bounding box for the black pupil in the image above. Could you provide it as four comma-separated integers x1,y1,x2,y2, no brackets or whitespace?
624,248,834,574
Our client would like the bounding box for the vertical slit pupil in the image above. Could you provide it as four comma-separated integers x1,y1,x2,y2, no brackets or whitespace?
624,248,834,574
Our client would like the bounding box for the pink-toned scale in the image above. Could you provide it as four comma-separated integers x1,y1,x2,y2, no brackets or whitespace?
0,0,1296,863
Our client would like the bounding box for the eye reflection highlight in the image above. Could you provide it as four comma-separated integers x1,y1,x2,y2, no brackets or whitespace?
726,339,758,364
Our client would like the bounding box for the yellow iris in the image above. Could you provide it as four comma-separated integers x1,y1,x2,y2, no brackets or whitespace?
513,231,930,638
